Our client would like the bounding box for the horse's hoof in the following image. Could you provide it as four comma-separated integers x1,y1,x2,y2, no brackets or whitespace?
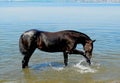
87,59,91,66
22,65,29,69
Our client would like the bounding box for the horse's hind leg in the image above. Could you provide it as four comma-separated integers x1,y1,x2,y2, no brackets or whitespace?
22,48,36,68
19,30,38,68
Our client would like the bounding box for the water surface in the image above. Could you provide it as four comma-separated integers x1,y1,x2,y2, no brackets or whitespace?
0,3,120,83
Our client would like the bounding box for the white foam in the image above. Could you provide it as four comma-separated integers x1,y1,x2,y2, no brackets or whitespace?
49,63,64,71
52,67,64,71
49,60,100,73
74,59,98,74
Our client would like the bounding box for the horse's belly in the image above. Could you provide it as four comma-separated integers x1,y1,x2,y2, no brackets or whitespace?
39,44,66,52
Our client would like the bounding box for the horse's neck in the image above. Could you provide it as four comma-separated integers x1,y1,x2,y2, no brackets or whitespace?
77,34,90,45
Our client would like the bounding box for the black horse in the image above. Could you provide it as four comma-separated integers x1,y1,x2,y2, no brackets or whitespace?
19,29,95,68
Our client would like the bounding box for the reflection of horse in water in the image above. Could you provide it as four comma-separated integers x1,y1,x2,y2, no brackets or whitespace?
19,29,95,68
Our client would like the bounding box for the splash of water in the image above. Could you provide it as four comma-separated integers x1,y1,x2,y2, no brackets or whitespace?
74,59,100,74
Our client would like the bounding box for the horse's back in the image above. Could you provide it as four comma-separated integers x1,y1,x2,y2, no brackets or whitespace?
36,30,79,52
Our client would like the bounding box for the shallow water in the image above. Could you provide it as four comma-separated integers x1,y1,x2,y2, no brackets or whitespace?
0,3,120,83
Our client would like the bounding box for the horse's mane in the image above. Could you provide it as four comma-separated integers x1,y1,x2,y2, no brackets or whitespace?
64,30,91,40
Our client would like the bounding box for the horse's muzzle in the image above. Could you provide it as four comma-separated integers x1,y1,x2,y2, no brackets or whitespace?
83,53,91,65
86,54,92,65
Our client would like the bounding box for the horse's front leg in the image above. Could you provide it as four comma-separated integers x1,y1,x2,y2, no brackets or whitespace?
69,49,91,65
63,52,68,66
69,49,84,55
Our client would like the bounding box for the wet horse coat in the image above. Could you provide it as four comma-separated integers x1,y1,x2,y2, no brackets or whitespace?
19,29,95,68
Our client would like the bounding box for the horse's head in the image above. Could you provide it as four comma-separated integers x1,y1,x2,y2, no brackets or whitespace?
84,40,95,65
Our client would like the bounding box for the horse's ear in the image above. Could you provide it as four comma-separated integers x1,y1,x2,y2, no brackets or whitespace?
92,40,96,43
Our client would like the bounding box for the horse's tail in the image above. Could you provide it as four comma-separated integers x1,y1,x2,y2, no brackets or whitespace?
19,34,28,56
19,29,38,56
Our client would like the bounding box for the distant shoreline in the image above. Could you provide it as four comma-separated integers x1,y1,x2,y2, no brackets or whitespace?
0,2,120,7
1,0,120,3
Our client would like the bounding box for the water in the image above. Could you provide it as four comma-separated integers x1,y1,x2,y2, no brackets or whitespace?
0,3,120,83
